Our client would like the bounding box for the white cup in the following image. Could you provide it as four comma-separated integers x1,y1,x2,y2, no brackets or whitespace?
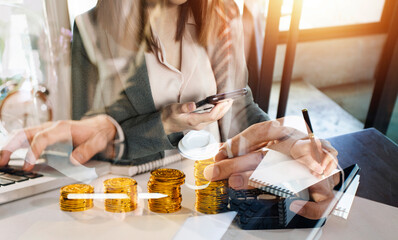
178,130,219,190
178,130,219,160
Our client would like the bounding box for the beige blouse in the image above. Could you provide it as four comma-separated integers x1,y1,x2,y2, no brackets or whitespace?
145,15,221,143
76,6,259,162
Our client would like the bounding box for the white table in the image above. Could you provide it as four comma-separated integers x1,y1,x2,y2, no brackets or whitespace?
1,158,397,240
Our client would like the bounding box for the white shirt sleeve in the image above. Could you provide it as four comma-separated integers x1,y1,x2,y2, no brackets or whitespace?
103,114,126,160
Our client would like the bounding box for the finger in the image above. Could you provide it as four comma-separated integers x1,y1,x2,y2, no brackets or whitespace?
179,102,196,113
216,135,255,162
215,139,234,162
2,130,30,151
215,141,264,163
215,145,228,161
188,101,231,124
1,130,31,167
320,148,338,170
310,170,324,179
213,100,233,119
0,124,52,166
70,132,109,165
289,199,332,220
204,151,264,181
215,120,297,162
23,121,73,170
229,171,255,190
21,153,35,171
295,155,324,175
0,151,12,167
220,120,286,160
1,134,31,167
215,140,272,163
323,157,338,176
103,143,116,160
320,139,338,157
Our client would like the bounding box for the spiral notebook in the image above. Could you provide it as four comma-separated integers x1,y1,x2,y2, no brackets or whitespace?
249,149,339,198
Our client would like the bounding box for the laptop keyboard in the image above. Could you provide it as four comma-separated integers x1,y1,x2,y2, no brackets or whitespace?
0,167,43,186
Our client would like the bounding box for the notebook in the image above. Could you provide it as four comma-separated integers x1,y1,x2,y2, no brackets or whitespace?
279,164,360,227
248,149,339,198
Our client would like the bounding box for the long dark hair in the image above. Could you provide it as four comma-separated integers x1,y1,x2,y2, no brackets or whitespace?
94,0,226,51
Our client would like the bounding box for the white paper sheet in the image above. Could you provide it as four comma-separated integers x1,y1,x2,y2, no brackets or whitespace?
173,211,237,240
333,175,360,219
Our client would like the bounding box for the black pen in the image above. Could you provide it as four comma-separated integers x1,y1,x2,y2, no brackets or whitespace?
301,109,324,177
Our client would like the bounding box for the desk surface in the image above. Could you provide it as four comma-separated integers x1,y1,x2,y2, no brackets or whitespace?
327,128,398,207
1,128,397,240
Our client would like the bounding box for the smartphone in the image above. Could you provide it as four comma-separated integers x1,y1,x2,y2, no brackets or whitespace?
194,88,248,113
193,88,248,113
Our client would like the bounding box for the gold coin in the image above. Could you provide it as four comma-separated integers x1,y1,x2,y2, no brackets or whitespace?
59,184,94,212
194,160,229,214
60,184,94,199
150,168,185,181
61,184,93,193
103,177,138,213
147,168,185,213
104,178,137,188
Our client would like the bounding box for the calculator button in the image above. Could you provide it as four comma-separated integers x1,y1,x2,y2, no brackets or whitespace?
0,178,15,186
23,172,43,179
0,174,29,182
11,170,26,176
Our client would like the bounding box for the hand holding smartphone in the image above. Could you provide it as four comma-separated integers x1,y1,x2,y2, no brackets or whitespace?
193,88,248,113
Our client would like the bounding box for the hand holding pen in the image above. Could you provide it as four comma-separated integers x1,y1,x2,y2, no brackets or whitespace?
302,109,325,177
290,109,339,178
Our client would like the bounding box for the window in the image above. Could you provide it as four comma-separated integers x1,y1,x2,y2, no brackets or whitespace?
280,0,386,31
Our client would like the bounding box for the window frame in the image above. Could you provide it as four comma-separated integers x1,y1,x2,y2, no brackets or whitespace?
277,0,395,43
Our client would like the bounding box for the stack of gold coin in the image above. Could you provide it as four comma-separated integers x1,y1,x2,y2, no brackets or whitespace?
148,168,185,213
60,184,94,212
194,159,229,214
103,178,137,213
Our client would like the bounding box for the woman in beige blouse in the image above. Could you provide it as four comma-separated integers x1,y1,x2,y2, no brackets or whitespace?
0,0,338,190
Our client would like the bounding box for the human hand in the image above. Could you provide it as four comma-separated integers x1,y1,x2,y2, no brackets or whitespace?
203,120,338,189
0,115,116,171
161,100,233,135
289,172,340,220
290,138,338,177
203,120,294,189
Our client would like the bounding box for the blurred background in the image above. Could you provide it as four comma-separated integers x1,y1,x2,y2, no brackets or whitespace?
0,0,397,143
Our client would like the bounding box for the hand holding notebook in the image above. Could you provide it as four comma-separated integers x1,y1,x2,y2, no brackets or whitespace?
248,149,339,198
204,118,339,191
